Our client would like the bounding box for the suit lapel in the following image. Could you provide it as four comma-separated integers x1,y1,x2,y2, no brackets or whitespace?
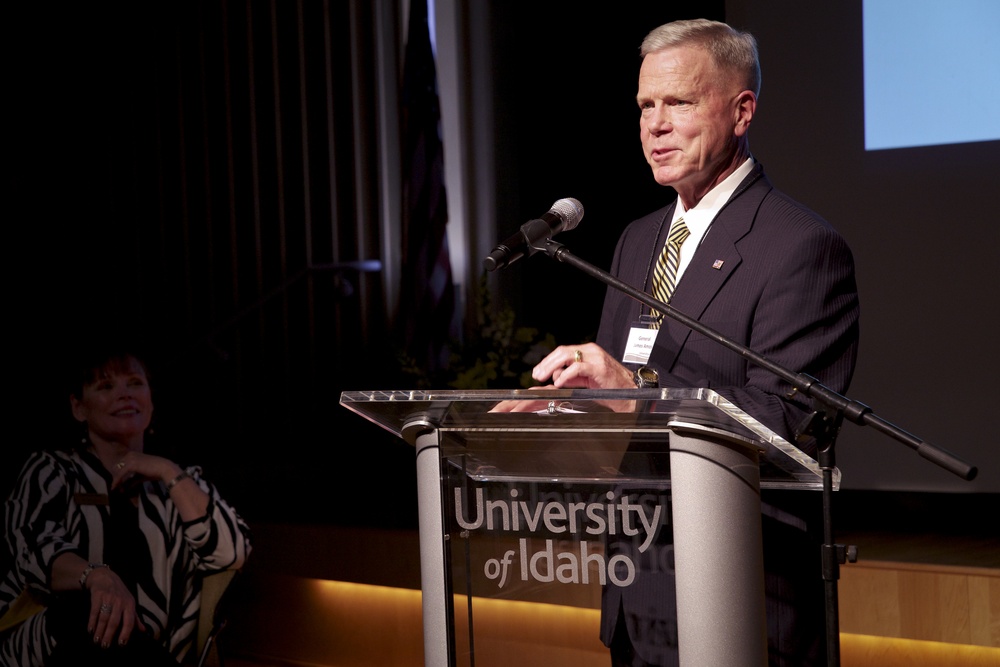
656,167,769,369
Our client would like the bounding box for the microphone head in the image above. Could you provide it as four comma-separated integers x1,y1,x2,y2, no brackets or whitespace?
549,197,584,231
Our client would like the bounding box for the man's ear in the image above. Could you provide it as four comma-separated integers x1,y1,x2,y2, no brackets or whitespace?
734,90,757,137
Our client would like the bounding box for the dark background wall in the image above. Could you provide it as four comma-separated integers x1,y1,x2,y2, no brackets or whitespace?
725,2,999,494
7,1,998,538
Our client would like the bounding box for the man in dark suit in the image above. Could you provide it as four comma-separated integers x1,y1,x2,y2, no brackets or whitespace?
527,19,860,667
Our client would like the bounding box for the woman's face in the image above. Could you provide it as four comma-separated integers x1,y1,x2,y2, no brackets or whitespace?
70,356,154,445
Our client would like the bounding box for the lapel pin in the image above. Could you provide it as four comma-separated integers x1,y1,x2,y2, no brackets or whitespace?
712,259,725,270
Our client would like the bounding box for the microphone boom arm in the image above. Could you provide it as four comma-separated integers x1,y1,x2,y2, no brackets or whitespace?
542,239,978,481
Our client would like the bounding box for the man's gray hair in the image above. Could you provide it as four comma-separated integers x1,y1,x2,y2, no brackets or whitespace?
640,19,761,96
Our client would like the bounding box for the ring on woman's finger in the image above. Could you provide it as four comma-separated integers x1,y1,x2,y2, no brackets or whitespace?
100,603,113,614
116,461,126,470
574,349,583,363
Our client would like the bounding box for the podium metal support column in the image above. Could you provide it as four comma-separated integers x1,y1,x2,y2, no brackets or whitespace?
413,426,450,667
669,429,768,666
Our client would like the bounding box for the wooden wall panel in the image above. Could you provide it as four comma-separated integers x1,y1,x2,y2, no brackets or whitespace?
840,633,1000,667
839,560,999,648
968,574,1000,647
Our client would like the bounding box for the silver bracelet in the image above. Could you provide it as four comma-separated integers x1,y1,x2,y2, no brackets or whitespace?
166,470,191,492
79,562,108,589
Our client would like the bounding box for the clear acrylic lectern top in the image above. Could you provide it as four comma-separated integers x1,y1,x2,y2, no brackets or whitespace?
340,386,838,490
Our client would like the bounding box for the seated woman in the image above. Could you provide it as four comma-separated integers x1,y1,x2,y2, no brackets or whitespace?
1,347,252,665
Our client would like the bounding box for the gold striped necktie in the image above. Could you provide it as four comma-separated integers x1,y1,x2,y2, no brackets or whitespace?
651,218,690,328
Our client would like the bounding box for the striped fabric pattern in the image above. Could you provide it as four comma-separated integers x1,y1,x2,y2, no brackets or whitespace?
1,448,252,665
650,219,690,328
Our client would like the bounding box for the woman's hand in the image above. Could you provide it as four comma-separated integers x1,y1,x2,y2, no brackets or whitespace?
109,452,179,492
51,554,146,649
84,565,146,648
111,452,209,521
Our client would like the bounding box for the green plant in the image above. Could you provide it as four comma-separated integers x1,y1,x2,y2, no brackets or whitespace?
398,274,557,390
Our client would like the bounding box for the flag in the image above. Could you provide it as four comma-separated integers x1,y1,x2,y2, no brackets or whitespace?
398,0,456,374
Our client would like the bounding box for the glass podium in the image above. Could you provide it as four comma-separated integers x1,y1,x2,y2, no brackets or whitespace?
341,387,835,667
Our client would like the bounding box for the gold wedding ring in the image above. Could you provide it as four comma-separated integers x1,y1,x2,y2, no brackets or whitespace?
116,461,126,470
574,350,583,363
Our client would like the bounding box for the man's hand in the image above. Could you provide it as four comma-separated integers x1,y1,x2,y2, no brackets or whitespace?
532,343,634,389
491,343,639,414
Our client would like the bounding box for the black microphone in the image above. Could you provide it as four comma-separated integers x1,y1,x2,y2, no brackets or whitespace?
484,198,584,271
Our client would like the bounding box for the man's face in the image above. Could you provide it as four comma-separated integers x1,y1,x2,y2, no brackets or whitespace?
637,45,754,207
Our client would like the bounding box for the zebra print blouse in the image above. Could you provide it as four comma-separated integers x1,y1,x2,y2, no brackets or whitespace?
1,448,252,665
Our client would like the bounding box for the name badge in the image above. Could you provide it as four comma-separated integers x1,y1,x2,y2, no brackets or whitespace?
622,316,659,365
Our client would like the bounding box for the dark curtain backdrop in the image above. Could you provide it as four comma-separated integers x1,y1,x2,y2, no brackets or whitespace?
9,0,415,527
